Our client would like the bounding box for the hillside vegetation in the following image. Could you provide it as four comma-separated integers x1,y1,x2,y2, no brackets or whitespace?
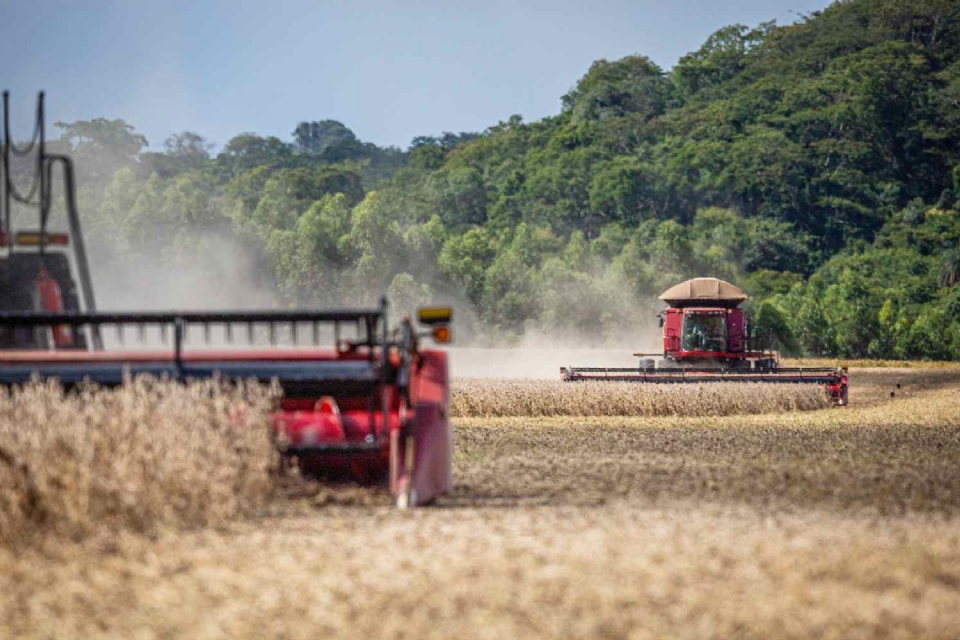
31,0,960,358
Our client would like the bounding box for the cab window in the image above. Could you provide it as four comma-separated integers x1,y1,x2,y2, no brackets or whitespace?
681,314,726,352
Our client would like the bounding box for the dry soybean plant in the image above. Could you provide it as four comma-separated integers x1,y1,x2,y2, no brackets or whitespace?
451,379,831,418
0,377,279,547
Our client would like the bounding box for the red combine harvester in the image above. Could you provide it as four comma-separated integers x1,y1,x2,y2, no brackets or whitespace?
0,92,454,508
561,277,848,405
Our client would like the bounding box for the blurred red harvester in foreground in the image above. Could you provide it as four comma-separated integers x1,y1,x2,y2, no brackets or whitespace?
0,92,454,507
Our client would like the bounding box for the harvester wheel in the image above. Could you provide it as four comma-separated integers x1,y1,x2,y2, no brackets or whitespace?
397,435,417,509
754,358,776,372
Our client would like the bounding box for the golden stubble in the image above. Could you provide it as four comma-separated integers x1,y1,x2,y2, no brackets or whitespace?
0,378,278,547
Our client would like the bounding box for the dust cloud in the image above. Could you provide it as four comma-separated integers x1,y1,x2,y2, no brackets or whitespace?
90,232,277,312
86,241,668,364
447,323,663,379
438,268,666,379
77,230,285,350
448,347,645,379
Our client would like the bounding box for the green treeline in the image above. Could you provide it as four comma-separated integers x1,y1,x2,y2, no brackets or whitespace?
43,0,960,357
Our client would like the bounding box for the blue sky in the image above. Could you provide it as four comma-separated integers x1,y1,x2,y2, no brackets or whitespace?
3,0,832,150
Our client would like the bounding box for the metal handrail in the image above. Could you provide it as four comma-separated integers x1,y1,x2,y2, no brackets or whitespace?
0,308,388,375
1,93,103,349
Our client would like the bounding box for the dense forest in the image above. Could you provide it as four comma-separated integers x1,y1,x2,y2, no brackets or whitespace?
32,0,960,357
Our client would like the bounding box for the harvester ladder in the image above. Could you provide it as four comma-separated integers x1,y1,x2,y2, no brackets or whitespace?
1,91,101,349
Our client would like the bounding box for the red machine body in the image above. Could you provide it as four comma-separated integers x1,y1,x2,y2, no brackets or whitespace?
562,277,849,405
273,346,452,504
661,306,767,366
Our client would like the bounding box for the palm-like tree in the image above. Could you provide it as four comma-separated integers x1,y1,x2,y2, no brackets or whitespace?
941,247,960,288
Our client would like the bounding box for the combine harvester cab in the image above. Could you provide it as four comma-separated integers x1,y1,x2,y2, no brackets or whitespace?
0,92,454,507
562,277,849,405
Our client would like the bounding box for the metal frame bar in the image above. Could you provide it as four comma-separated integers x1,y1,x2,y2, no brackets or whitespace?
563,366,840,375
0,305,399,443
44,154,101,347
379,296,388,442
281,440,384,455
0,309,384,360
561,366,843,384
0,309,384,325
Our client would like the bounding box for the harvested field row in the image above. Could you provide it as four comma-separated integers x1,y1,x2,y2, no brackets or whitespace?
0,379,277,547
451,378,831,417
451,369,960,513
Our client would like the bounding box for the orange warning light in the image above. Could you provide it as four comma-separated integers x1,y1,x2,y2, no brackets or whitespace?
431,326,452,343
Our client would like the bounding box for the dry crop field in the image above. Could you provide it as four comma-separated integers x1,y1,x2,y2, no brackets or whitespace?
451,379,831,417
2,367,960,639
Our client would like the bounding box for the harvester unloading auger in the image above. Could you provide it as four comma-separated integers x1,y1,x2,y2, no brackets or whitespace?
0,92,454,508
561,277,849,405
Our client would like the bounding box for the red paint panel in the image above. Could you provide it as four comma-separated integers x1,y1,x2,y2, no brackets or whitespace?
398,350,452,505
727,308,745,353
663,309,682,355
